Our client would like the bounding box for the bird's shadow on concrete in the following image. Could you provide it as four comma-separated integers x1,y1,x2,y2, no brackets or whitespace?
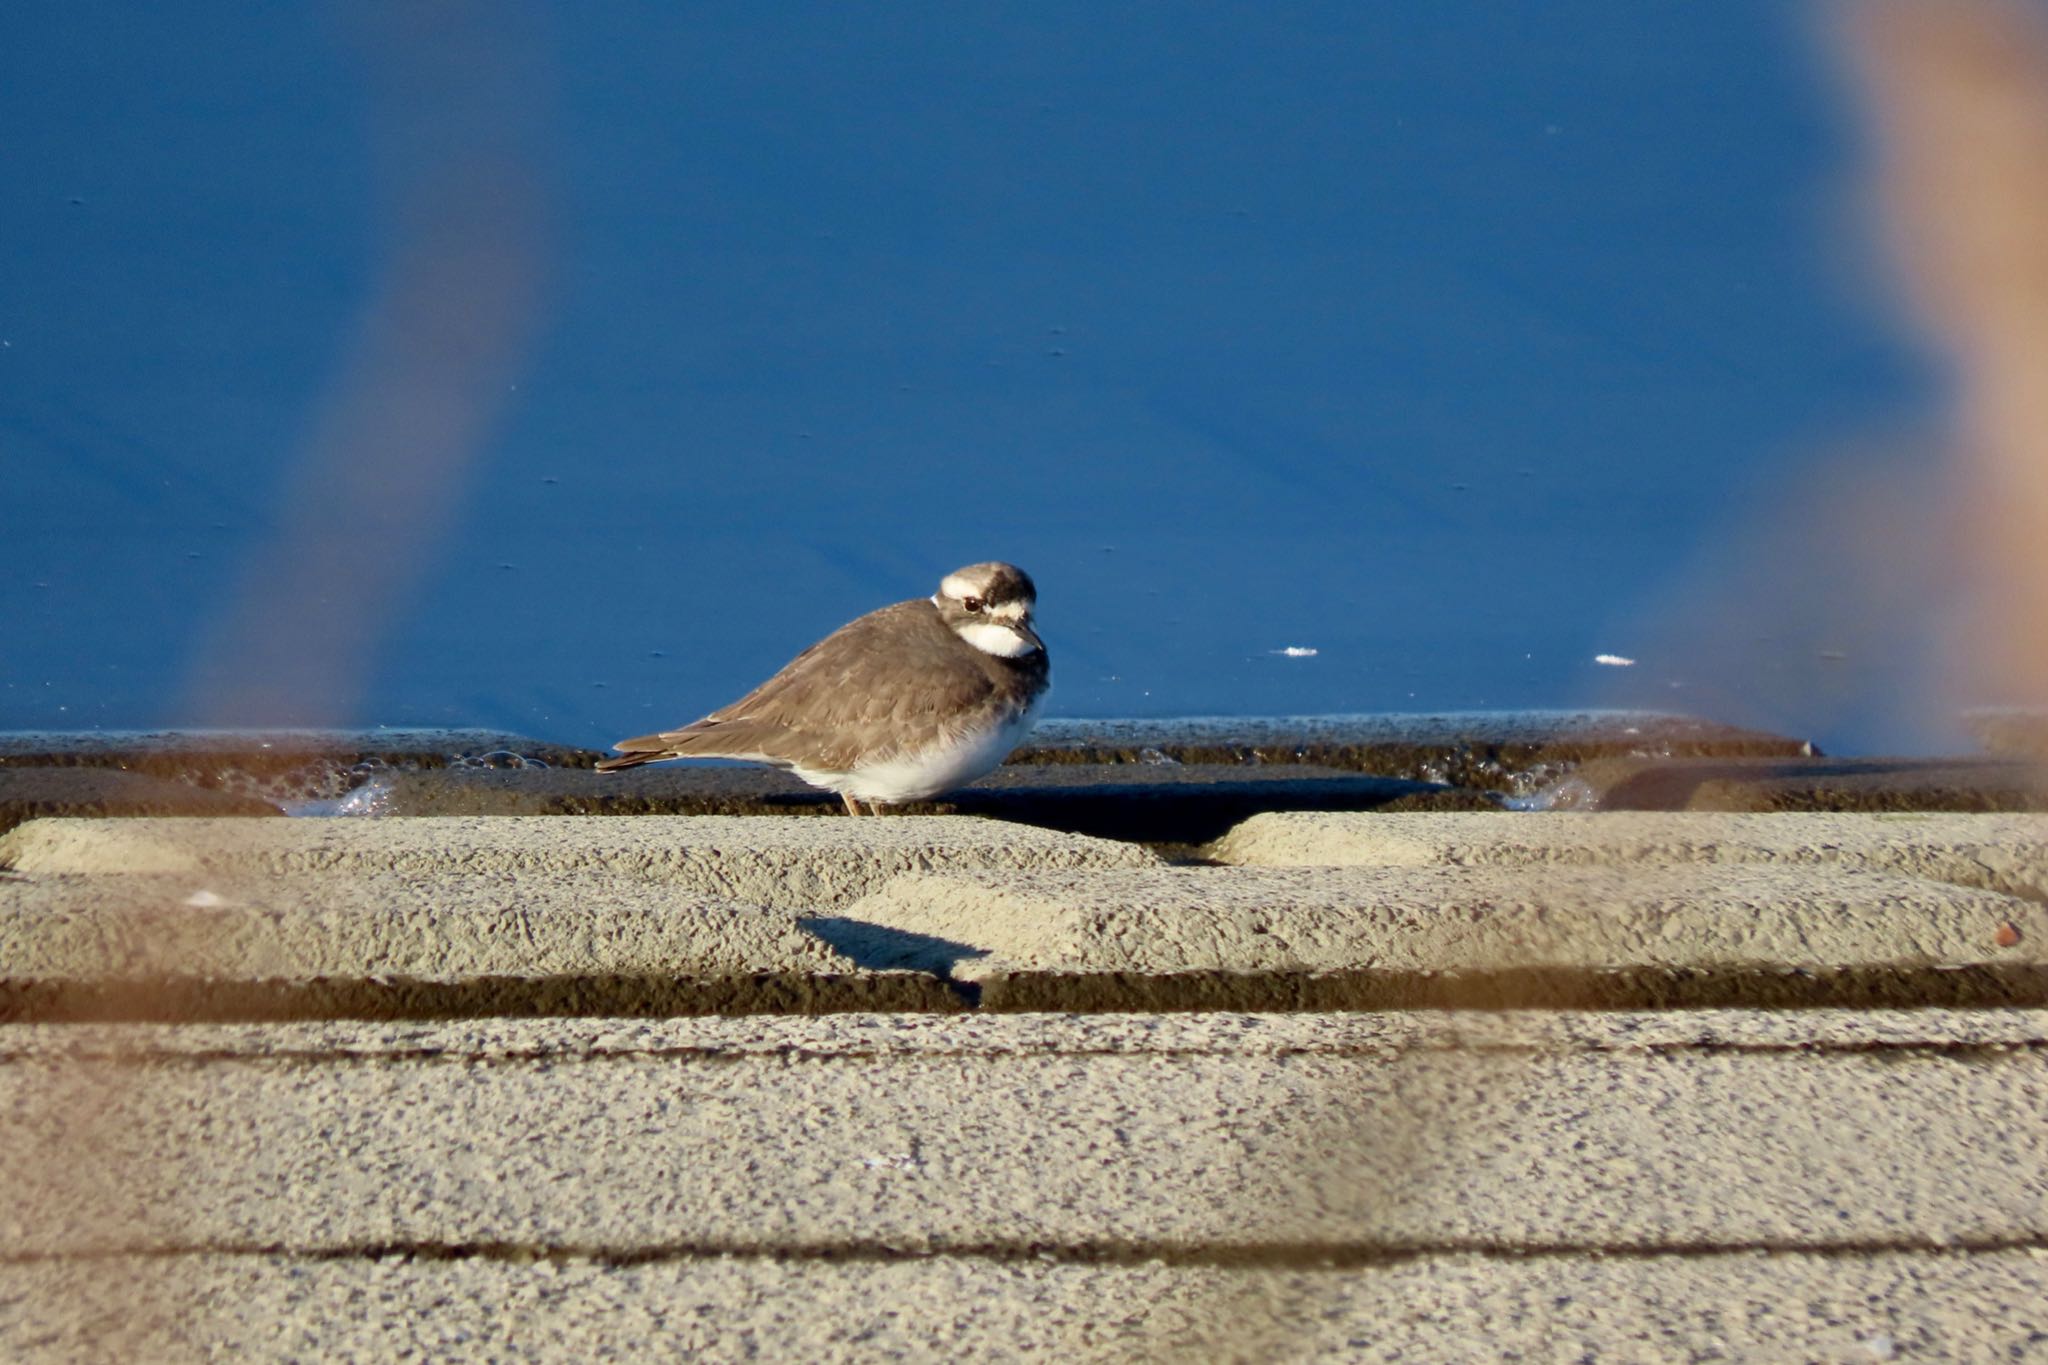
801,917,989,975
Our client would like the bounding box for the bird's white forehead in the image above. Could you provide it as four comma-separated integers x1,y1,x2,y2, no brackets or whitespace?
940,572,1033,615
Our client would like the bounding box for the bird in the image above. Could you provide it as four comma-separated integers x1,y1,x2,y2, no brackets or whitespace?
596,562,1049,814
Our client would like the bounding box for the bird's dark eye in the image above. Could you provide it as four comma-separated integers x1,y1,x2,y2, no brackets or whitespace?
964,597,983,614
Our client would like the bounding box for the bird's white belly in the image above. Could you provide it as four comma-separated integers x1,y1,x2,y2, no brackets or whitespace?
793,701,1041,803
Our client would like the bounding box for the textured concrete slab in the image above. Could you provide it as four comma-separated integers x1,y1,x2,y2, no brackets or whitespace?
1209,810,2048,899
5,1248,2043,1364
0,873,833,977
834,863,2048,1009
0,766,282,836
4,1012,2044,1257
1018,711,1813,793
1539,754,2048,813
0,815,1156,907
0,871,955,1020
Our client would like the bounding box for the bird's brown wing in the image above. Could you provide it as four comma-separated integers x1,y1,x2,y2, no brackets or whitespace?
600,600,1000,773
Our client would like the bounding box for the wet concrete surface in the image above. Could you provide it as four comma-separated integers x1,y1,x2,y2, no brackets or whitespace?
0,710,1814,798
3,716,2043,845
371,763,1495,845
1552,754,2048,812
0,714,1831,848
1015,711,1814,793
0,767,282,836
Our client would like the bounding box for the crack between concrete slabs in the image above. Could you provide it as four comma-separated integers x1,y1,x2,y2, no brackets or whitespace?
4,1236,2046,1271
8,963,2048,1021
4,1037,2048,1069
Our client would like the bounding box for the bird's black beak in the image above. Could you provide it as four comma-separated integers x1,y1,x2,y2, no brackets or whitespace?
1016,620,1045,654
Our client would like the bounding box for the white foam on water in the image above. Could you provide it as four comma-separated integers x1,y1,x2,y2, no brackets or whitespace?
281,774,398,818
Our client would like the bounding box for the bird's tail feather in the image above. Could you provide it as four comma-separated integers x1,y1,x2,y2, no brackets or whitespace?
594,749,667,773
595,728,688,772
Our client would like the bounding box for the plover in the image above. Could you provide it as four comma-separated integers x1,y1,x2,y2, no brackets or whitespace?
597,562,1049,814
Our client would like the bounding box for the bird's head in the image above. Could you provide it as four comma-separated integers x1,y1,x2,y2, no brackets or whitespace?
933,561,1043,658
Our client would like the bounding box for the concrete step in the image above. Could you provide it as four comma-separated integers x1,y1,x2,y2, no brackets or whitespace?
5,1246,2042,1363
0,815,1156,908
0,871,954,1020
8,814,2045,1015
4,1012,2044,1258
1209,810,2048,899
836,863,2047,1010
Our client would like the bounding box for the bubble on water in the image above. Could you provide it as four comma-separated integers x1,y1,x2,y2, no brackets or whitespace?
333,776,398,815
1503,774,1601,812
449,749,549,771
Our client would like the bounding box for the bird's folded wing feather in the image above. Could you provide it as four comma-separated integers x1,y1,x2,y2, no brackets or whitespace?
620,601,1001,771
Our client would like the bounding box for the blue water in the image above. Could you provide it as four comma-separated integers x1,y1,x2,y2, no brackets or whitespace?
0,3,1948,756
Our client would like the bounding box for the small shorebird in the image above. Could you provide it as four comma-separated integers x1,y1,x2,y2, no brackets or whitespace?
597,562,1049,814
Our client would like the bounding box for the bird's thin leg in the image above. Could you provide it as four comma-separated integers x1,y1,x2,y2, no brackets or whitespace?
841,793,862,817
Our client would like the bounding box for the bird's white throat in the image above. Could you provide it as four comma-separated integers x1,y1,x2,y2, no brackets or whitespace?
955,621,1037,658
